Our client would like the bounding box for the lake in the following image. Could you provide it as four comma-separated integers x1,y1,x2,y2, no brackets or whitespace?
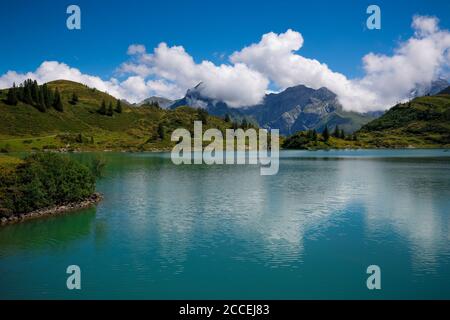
1,150,450,299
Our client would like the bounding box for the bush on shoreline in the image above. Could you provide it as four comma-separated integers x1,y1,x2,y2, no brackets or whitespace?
0,153,96,217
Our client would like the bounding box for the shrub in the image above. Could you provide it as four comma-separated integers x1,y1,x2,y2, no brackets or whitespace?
0,153,96,216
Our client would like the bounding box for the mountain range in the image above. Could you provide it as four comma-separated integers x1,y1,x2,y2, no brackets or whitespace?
1,79,449,152
167,79,448,135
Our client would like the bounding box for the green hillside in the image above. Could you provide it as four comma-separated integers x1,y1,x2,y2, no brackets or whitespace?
0,80,240,152
357,93,450,148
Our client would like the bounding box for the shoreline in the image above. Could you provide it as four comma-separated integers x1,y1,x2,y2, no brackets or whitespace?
2,146,450,155
0,192,103,226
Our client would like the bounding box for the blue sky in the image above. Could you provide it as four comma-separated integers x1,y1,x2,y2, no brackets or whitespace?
1,0,450,110
1,0,448,77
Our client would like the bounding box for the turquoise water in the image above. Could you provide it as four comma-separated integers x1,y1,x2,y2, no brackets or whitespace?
1,150,450,299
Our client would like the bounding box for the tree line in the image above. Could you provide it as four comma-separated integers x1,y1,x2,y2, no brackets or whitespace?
322,125,356,142
6,79,64,112
98,99,122,116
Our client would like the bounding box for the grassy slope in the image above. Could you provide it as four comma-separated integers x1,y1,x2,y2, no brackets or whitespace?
314,110,376,134
0,80,236,152
357,94,450,148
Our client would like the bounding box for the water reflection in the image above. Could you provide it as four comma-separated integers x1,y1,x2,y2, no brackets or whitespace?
356,158,450,273
0,208,97,257
1,151,449,298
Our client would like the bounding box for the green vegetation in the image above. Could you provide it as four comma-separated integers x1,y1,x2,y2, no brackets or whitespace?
283,128,362,150
357,93,450,148
322,126,330,142
284,92,450,150
0,80,243,152
115,99,122,113
3,79,448,151
0,153,96,217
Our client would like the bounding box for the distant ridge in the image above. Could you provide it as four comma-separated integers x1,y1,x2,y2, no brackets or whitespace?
438,86,450,95
137,96,173,109
171,83,377,134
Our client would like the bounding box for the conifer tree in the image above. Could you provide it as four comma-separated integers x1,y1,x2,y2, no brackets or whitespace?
70,93,79,105
107,102,114,116
312,129,318,141
157,122,165,140
99,100,107,115
53,88,64,112
42,84,51,107
323,126,330,142
115,99,122,113
17,83,24,101
36,89,46,112
224,114,231,123
6,83,18,105
47,87,54,106
31,80,39,104
23,82,33,105
333,125,340,138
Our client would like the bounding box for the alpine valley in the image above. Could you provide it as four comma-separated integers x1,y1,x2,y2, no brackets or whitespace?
1,78,450,152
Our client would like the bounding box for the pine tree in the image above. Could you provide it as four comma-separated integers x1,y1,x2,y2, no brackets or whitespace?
157,123,165,140
99,100,107,115
42,84,51,107
17,83,24,101
323,126,330,142
36,88,46,112
333,125,340,138
224,114,231,123
6,83,18,105
23,82,33,105
47,85,54,106
107,102,114,116
70,93,79,105
115,99,122,113
312,129,318,141
339,129,346,139
31,80,39,104
53,88,64,112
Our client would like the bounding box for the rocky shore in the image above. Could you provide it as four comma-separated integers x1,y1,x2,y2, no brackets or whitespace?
0,193,103,226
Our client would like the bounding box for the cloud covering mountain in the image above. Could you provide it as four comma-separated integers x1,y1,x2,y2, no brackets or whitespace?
1,15,449,112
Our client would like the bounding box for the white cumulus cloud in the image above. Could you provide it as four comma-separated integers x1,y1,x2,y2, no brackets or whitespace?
119,42,269,107
1,15,449,111
0,61,158,103
231,16,450,112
